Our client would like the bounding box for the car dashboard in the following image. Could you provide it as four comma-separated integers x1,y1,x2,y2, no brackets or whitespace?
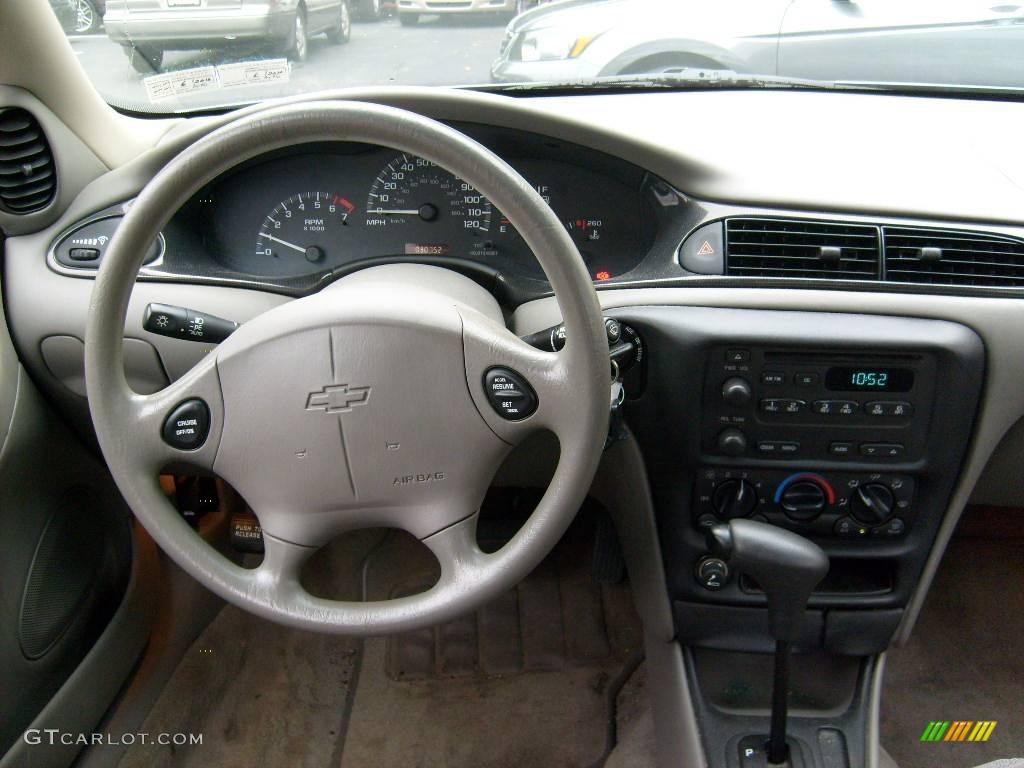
6,84,1024,768
49,125,684,302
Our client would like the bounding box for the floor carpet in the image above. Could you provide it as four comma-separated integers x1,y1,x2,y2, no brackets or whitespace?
881,532,1024,768
115,509,643,768
116,603,359,768
339,518,644,768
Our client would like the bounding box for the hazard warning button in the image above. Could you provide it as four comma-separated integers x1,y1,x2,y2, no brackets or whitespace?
679,221,724,275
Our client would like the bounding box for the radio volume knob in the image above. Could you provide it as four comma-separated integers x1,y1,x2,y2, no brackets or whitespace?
850,483,895,525
717,428,748,456
721,377,753,407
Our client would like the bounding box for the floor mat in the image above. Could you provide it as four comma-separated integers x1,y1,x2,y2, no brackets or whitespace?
339,520,644,768
116,604,359,768
881,535,1024,768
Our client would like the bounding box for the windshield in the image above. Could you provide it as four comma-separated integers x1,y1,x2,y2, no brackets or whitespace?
50,0,1024,113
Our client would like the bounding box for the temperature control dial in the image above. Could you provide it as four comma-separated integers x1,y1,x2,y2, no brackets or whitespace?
780,481,827,521
774,473,836,523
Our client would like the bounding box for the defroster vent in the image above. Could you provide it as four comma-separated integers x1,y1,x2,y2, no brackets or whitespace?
0,107,56,214
883,227,1024,287
725,218,880,280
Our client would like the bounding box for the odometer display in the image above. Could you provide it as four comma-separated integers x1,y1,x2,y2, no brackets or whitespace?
825,367,914,392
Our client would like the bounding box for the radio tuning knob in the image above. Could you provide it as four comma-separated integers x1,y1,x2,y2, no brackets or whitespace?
717,428,748,456
721,377,753,407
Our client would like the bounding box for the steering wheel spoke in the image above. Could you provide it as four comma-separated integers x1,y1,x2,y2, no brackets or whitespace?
113,352,225,476
256,529,318,595
422,513,486,587
461,309,595,443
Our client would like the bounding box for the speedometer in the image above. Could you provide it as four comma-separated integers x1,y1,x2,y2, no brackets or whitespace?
365,154,492,236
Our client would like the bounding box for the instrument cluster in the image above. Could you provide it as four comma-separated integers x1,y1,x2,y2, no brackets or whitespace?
167,128,671,292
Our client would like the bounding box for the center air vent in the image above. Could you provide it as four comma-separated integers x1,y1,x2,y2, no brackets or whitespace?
725,218,880,280
883,227,1024,287
0,107,56,215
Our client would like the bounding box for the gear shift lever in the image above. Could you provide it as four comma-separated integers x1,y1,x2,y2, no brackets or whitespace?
707,519,829,765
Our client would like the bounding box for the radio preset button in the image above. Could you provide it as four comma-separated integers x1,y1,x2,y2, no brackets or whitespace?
761,398,806,414
814,400,859,416
865,401,914,418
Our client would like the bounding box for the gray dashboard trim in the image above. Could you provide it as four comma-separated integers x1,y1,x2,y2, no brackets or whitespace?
512,286,1023,646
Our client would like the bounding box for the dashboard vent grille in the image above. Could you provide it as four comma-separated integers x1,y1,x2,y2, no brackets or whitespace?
883,227,1024,287
725,218,880,280
0,107,56,214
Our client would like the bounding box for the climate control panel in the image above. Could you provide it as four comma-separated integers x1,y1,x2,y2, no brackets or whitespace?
693,467,916,540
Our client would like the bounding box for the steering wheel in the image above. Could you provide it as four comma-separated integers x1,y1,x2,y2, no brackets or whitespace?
85,102,610,635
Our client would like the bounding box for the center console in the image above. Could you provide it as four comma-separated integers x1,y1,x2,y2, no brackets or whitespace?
612,305,984,768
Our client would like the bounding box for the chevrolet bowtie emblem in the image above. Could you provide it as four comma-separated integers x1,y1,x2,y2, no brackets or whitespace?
305,384,371,414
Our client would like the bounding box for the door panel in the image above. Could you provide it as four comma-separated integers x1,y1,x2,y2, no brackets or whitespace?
0,237,135,761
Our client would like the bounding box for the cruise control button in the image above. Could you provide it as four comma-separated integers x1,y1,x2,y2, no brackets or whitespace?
860,442,905,458
483,368,538,421
162,399,210,450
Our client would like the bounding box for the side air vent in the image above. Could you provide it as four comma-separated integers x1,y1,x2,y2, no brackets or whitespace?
883,227,1024,287
0,107,56,214
725,218,880,280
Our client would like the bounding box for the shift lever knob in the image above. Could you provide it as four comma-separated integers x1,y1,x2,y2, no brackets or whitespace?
707,519,829,644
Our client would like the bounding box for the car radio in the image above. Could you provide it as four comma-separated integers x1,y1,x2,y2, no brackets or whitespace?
700,346,937,463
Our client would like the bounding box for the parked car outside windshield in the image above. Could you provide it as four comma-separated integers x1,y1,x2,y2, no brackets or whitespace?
48,0,1024,113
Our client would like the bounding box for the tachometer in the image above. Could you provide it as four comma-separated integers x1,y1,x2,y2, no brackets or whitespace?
256,192,356,264
365,154,492,235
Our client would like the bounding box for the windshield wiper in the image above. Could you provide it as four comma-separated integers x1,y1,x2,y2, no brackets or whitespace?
480,69,862,95
483,70,1024,100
